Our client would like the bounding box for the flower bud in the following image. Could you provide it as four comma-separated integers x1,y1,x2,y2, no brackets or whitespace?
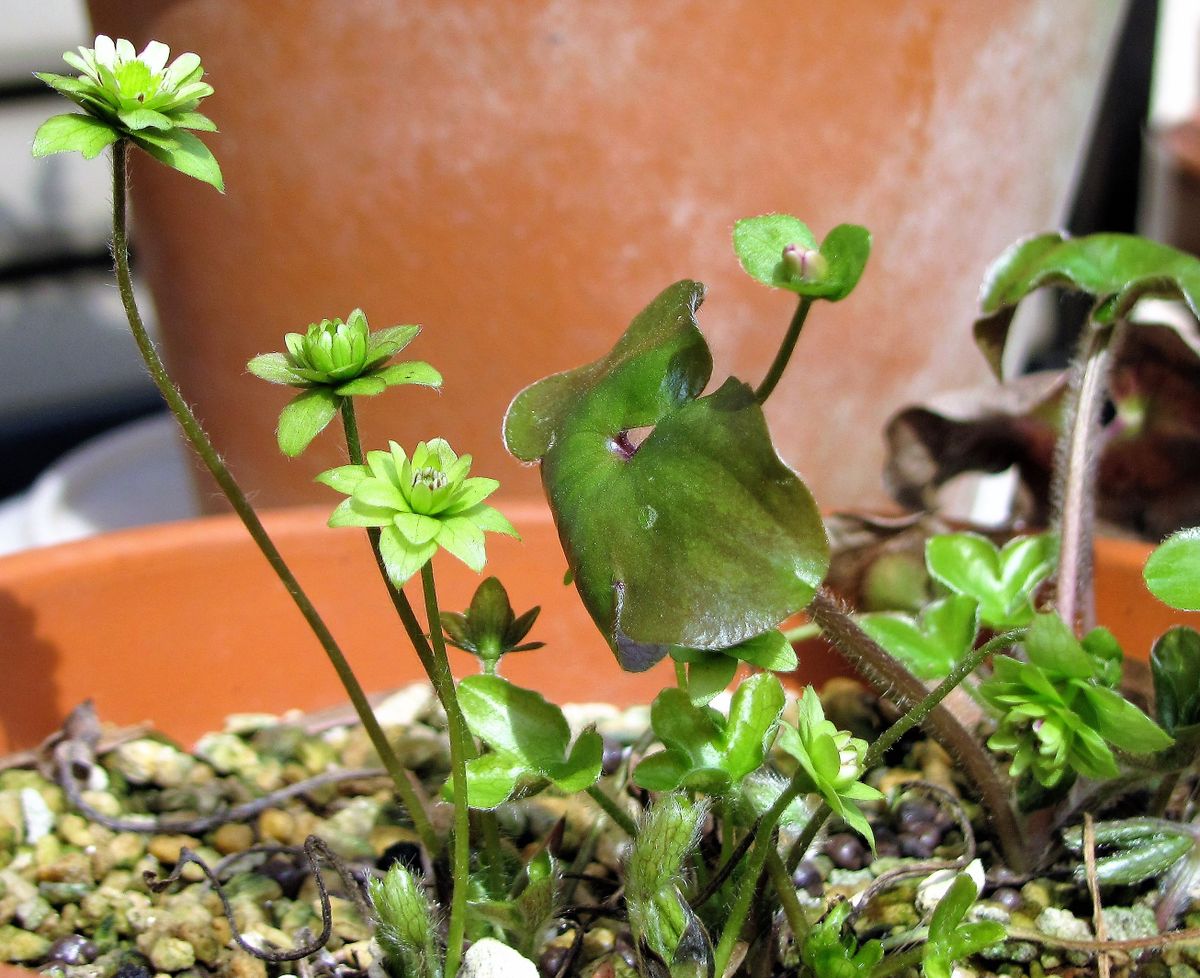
782,243,828,283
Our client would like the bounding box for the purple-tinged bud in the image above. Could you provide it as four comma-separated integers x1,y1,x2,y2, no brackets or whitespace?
782,243,828,283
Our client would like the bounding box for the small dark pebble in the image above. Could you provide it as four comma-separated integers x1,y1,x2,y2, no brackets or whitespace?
792,860,823,895
113,961,152,978
601,738,626,777
377,839,424,875
257,855,310,899
873,826,901,859
825,833,866,870
896,799,939,828
539,943,570,978
899,826,942,859
47,935,99,966
990,886,1023,910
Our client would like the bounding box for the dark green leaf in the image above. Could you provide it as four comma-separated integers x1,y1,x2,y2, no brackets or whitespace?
468,577,515,640
31,113,119,160
1152,626,1200,732
130,127,224,191
723,629,798,671
504,281,828,668
1063,818,1195,886
733,215,871,300
976,232,1200,376
1082,626,1124,687
277,388,341,457
1145,528,1200,611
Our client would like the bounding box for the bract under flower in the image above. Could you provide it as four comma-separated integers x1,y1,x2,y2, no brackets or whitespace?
317,439,518,586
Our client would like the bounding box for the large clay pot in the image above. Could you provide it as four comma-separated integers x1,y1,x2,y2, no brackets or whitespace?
85,1,1123,513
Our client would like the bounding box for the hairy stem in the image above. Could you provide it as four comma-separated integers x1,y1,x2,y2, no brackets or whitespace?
765,849,809,946
1053,321,1119,635
421,561,471,978
755,297,812,403
109,141,432,852
802,588,1031,874
712,773,806,977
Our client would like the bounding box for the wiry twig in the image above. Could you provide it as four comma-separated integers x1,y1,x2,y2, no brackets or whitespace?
1083,813,1115,978
145,835,363,962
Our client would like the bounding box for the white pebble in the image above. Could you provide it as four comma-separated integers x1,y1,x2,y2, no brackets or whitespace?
19,788,54,843
459,937,538,978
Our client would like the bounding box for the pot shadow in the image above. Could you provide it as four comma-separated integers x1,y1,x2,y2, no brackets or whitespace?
0,591,62,754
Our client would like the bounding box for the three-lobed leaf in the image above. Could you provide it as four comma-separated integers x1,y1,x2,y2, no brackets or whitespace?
503,281,828,670
925,532,1056,630
857,595,978,681
923,876,1005,978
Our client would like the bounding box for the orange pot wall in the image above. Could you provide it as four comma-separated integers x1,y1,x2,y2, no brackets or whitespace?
84,1,1122,513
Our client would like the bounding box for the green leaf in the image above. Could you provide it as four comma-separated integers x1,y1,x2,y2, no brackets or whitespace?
171,111,218,132
634,674,785,793
504,281,828,669
461,751,526,809
976,232,1200,376
683,653,738,706
925,532,1056,630
857,594,978,680
376,361,443,388
31,113,119,160
1024,613,1096,680
334,376,388,397
458,675,571,770
723,629,797,671
277,388,341,457
733,215,871,300
1145,528,1200,611
1151,626,1200,732
130,126,224,191
1063,818,1195,886
1077,684,1173,754
544,728,604,792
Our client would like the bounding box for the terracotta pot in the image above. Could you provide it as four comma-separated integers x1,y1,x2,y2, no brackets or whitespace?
84,0,1122,514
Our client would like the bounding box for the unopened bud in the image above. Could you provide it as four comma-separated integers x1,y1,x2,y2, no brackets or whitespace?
782,243,828,283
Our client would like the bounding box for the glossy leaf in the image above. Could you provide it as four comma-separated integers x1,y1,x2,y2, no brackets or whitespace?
1145,528,1200,611
925,532,1056,630
857,595,978,681
976,232,1200,376
923,875,1005,978
504,281,828,669
1063,818,1195,886
683,653,737,707
733,215,871,301
1077,684,1172,755
1151,626,1200,733
1023,612,1097,681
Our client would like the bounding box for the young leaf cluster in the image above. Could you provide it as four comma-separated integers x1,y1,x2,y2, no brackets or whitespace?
980,613,1172,787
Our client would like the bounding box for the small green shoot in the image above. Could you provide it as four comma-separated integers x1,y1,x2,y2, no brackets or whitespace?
924,533,1056,630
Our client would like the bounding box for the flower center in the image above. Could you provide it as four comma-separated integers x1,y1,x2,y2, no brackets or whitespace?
412,467,448,492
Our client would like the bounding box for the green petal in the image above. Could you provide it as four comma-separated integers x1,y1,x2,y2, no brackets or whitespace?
334,376,388,397
376,361,443,388
353,477,409,511
444,477,500,514
315,463,370,494
379,528,438,587
31,113,119,159
277,388,341,457
117,106,173,131
246,352,303,385
393,511,442,546
327,497,393,528
129,126,224,192
462,503,519,537
368,324,421,355
436,517,487,572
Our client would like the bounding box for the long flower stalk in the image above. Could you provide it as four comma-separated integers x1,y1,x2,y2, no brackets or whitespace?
108,139,438,853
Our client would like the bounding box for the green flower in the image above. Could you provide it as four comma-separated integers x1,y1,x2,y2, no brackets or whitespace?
247,309,442,456
440,577,543,672
33,35,222,190
317,439,518,586
777,687,882,846
979,613,1172,787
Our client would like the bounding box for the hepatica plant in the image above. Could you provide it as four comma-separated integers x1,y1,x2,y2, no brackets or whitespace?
30,33,1200,978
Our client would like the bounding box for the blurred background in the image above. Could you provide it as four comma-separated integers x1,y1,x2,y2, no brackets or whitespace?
1,0,1197,554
